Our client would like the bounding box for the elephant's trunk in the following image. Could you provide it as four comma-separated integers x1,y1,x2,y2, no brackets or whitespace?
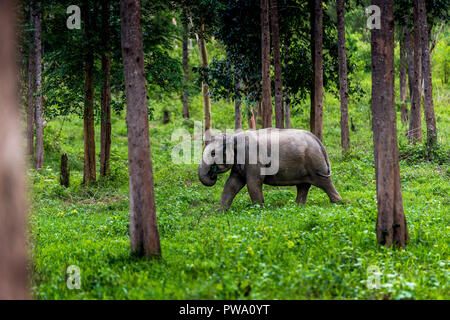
198,160,217,186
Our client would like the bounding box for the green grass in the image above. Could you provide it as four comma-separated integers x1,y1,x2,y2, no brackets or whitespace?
29,70,449,299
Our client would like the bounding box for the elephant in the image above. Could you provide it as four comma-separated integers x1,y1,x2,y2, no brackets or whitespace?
198,128,342,210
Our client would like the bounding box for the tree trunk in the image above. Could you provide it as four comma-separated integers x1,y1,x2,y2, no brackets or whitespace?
370,0,409,248
399,33,408,123
83,1,96,184
34,0,44,170
26,2,35,159
60,153,70,188
0,0,29,299
234,80,242,130
336,0,350,152
430,20,444,55
182,11,190,119
284,90,291,129
310,0,324,140
100,0,112,177
283,42,291,129
261,0,272,128
408,1,423,143
403,24,414,101
270,0,284,128
247,106,256,130
419,0,437,146
196,24,211,136
120,0,161,257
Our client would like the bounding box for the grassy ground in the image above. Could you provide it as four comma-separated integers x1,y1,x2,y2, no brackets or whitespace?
29,72,449,299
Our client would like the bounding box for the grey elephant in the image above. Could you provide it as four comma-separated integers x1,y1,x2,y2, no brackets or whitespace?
198,128,342,210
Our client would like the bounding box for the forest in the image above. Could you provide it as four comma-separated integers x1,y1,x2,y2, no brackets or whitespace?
0,0,448,300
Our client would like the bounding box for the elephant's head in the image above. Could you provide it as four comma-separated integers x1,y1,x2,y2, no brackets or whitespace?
198,133,235,186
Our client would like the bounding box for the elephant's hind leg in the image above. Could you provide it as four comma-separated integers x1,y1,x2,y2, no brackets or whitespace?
296,183,311,205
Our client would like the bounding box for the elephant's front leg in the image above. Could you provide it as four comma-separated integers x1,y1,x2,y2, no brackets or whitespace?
220,172,246,211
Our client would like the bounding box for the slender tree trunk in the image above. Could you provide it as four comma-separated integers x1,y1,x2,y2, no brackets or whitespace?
310,0,324,140
100,0,112,177
270,0,284,128
34,0,44,170
60,153,70,188
399,34,408,123
283,42,291,129
82,1,96,184
336,0,350,152
120,0,161,257
247,106,257,130
408,0,423,143
0,0,29,299
419,0,437,146
370,0,409,248
284,90,291,128
195,24,211,136
403,23,414,102
182,11,190,119
26,2,35,159
261,0,272,128
430,20,444,55
234,80,242,130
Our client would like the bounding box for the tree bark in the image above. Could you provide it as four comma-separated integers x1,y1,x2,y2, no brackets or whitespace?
403,23,414,102
100,0,112,177
370,0,409,248
234,80,242,130
182,10,190,119
310,0,324,140
270,0,284,128
283,42,291,129
261,0,272,128
120,0,161,257
195,24,211,136
26,2,35,159
430,20,444,55
419,0,437,146
284,90,291,129
399,33,408,123
0,0,29,299
34,0,44,170
60,153,70,188
408,0,423,143
336,0,350,152
247,106,257,130
83,1,96,184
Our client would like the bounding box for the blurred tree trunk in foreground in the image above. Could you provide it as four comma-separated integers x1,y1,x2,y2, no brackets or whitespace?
0,0,29,299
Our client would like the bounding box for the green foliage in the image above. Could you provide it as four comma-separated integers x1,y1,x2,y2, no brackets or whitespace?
29,67,449,299
26,0,449,300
